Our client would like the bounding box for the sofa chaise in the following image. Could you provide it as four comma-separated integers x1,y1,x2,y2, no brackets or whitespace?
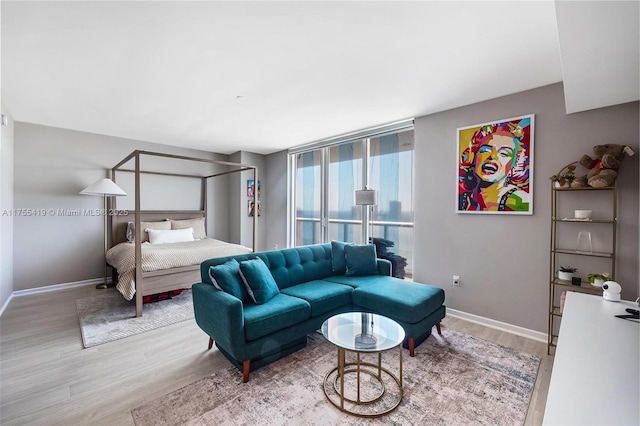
192,242,446,382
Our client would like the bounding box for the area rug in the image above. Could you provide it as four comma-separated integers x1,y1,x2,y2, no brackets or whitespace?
76,289,193,348
131,329,540,425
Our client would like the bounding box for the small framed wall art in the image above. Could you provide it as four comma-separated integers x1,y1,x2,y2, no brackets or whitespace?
247,180,261,198
248,200,261,217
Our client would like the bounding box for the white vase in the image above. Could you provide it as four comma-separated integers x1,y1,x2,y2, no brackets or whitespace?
592,278,605,287
558,271,573,281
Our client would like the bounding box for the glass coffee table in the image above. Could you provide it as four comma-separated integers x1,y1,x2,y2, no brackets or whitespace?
321,312,405,417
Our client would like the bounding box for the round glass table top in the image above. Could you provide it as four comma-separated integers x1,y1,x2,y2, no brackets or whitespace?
321,312,405,353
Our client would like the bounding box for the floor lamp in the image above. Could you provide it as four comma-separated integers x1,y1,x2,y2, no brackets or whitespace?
80,178,127,289
355,187,377,245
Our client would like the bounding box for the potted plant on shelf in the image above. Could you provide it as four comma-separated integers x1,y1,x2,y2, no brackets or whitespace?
558,266,578,281
550,164,576,188
587,272,609,287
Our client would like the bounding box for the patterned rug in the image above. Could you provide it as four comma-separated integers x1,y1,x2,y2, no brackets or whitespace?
76,289,193,348
132,329,540,425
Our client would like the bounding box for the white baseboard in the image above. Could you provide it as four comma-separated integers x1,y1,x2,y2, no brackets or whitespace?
1,277,110,317
447,308,547,343
0,293,14,317
1,277,117,317
11,277,112,297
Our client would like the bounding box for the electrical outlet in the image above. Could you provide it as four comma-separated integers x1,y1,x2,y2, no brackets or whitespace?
453,275,460,286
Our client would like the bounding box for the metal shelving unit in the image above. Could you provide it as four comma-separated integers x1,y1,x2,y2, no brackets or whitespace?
548,180,617,355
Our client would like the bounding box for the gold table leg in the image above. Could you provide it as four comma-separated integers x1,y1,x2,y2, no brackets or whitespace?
339,347,345,410
399,343,403,387
357,352,361,404
323,347,404,417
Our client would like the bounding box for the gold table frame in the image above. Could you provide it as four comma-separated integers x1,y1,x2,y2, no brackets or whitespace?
323,342,403,417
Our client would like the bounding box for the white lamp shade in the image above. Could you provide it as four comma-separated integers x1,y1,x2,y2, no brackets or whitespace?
355,189,377,206
80,178,127,196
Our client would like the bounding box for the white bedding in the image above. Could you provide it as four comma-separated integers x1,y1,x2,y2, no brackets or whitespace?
106,238,253,300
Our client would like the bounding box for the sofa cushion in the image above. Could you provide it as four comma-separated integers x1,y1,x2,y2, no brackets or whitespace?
200,244,335,289
208,259,247,302
324,274,394,289
331,241,354,274
351,279,445,324
280,280,353,317
344,244,378,276
243,294,311,341
239,258,280,304
267,245,334,289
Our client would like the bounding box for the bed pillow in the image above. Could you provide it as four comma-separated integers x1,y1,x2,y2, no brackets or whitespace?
147,228,195,244
238,258,279,304
344,244,378,276
208,259,247,301
331,240,354,274
127,220,171,243
171,217,207,240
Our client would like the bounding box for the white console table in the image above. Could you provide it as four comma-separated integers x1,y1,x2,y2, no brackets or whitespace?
543,291,639,425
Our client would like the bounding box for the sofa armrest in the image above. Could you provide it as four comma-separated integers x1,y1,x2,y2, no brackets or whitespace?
376,258,392,276
192,283,246,360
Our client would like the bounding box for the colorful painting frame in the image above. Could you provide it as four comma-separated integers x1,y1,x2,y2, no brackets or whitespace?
248,200,261,217
247,179,261,198
456,114,534,215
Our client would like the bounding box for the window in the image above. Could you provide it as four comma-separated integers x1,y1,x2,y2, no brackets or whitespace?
289,122,414,278
368,131,414,276
328,141,363,244
294,150,322,246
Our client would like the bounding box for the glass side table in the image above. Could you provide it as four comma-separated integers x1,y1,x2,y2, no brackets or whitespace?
321,312,405,417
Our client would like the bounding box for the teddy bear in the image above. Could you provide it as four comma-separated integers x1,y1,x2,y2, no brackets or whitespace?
572,144,627,188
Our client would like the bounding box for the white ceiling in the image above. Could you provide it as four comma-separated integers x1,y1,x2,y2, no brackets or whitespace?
555,0,639,114
2,1,638,155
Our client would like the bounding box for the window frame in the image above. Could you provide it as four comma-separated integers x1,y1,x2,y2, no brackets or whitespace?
288,120,415,253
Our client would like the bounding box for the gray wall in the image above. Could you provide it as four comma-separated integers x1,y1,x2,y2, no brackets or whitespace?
265,150,288,251
1,104,15,309
226,151,269,251
239,151,266,251
13,123,235,290
414,83,639,333
228,152,242,246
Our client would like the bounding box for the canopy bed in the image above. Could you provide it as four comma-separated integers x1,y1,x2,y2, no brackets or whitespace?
107,150,257,317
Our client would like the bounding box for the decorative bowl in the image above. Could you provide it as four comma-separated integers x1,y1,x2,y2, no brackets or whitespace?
574,209,592,219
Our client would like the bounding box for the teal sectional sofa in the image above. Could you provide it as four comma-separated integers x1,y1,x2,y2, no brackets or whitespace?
192,243,445,382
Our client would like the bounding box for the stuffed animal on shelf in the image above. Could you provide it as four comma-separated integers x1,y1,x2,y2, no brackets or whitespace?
572,144,632,188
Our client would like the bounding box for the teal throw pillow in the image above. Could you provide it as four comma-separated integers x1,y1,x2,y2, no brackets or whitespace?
208,259,248,302
344,244,378,276
331,240,354,274
239,258,280,304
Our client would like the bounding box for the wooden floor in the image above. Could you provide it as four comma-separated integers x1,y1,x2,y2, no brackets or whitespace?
0,285,554,425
